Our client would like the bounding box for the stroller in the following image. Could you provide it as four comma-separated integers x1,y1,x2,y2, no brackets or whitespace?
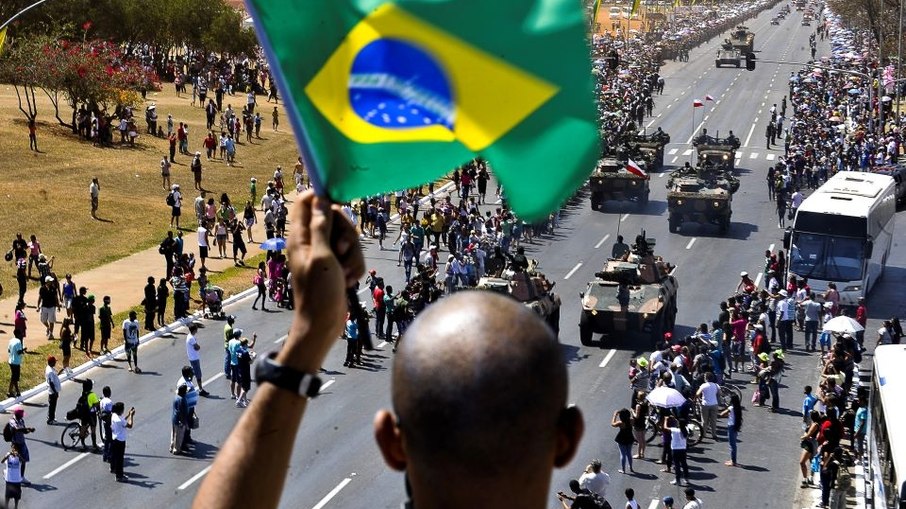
203,285,225,319
271,278,293,309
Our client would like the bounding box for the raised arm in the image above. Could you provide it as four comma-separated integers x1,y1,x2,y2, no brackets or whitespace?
193,192,364,509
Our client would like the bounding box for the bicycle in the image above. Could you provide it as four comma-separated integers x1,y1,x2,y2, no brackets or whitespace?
644,411,703,445
60,421,88,451
718,384,743,408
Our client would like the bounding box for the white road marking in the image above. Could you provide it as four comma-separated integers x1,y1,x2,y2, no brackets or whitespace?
668,148,678,155
685,238,697,250
620,213,630,222
356,288,368,295
203,372,225,387
594,234,611,249
666,103,672,109
704,115,710,121
312,477,354,509
754,272,763,287
750,152,759,159
178,465,213,490
376,341,388,349
319,379,335,393
769,243,775,252
648,500,660,509
646,119,657,128
564,262,584,280
685,121,706,144
275,334,287,343
671,156,678,163
766,154,776,161
659,171,668,178
599,349,617,368
743,119,758,147
682,149,693,156
44,452,89,479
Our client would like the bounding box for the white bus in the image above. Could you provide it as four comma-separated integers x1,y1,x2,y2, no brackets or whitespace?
785,171,896,308
870,345,906,509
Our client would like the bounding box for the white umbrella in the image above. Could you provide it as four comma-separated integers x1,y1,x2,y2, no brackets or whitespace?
646,386,686,408
823,315,864,334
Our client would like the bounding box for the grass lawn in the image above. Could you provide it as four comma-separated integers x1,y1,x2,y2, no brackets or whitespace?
0,83,300,293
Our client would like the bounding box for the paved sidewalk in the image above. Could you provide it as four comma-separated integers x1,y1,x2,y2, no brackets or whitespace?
0,198,284,363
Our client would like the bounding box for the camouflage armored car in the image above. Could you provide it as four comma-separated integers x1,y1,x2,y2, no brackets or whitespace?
729,25,755,53
666,162,740,235
578,233,678,346
693,133,740,171
632,129,671,172
476,262,561,336
588,158,650,210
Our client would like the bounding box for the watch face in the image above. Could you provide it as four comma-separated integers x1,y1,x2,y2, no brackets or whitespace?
305,375,323,397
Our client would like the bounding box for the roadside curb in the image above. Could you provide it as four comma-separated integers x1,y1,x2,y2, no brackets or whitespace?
0,286,258,413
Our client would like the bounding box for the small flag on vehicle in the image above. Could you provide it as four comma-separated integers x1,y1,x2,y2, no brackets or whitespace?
705,94,714,101
693,99,704,107
626,158,648,179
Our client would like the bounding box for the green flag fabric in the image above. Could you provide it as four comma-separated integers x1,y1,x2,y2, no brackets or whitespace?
246,0,599,220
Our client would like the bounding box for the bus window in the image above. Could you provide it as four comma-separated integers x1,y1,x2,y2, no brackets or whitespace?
789,233,865,282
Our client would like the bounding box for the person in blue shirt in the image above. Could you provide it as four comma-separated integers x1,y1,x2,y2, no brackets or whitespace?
853,399,867,457
802,385,818,429
344,313,358,367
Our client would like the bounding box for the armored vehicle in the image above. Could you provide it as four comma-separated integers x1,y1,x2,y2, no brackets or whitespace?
715,44,742,68
578,232,678,346
476,262,561,336
589,157,650,210
666,162,740,234
692,133,740,171
729,25,754,53
633,129,671,171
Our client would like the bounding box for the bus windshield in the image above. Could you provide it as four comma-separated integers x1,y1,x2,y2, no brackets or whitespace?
789,233,865,282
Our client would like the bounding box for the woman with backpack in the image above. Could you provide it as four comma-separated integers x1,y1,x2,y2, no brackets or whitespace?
720,393,743,466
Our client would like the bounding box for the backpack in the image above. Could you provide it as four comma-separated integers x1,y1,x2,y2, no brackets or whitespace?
2,422,12,443
166,192,175,206
75,393,91,421
586,492,611,509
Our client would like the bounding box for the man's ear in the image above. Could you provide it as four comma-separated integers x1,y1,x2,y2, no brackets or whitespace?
554,406,584,468
374,409,407,471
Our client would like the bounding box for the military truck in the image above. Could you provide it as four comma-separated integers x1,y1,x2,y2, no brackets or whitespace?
588,157,650,210
476,262,561,336
715,44,742,68
692,133,740,171
633,130,671,171
729,25,754,53
578,232,678,346
666,162,740,234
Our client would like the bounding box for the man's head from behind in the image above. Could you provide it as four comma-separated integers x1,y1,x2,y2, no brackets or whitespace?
374,292,583,506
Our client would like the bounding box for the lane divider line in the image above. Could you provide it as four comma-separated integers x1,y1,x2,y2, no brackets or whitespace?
178,465,213,491
685,238,697,250
312,477,354,509
43,452,89,480
594,234,611,250
599,349,617,368
620,214,630,223
319,380,336,393
564,262,584,280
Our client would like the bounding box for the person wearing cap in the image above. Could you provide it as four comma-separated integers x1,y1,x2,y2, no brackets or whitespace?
662,496,674,508
776,289,796,350
628,358,649,408
7,408,33,484
44,356,62,424
736,271,755,294
37,275,60,339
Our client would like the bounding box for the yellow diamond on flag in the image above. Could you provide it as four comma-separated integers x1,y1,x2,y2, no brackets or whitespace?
305,3,559,151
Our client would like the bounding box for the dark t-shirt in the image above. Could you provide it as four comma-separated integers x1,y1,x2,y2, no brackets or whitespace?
39,286,59,308
570,493,600,509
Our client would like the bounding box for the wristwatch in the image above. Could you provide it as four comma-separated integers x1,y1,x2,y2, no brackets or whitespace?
255,351,322,398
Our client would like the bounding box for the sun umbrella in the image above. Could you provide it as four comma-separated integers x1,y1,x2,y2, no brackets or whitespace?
848,88,862,95
261,237,287,251
823,315,864,334
829,115,842,122
882,95,893,102
646,386,687,408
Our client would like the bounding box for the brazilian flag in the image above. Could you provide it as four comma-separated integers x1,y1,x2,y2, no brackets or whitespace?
245,0,599,220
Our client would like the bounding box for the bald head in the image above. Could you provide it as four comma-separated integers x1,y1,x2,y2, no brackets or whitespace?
392,292,569,479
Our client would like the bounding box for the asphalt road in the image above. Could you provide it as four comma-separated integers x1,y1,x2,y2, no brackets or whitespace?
12,8,905,509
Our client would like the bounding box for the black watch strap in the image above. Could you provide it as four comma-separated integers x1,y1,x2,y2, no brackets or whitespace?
255,351,322,398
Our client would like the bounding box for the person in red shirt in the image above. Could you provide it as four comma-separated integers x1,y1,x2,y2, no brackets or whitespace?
855,298,867,347
373,281,386,340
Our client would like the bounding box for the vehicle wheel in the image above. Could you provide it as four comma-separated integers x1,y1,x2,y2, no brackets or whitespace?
718,217,730,235
685,419,704,445
651,313,666,347
736,62,741,68
645,415,660,443
667,302,678,331
668,215,680,233
715,62,720,68
61,422,80,451
590,193,602,211
719,385,742,408
579,316,594,346
640,192,649,207
547,307,561,338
